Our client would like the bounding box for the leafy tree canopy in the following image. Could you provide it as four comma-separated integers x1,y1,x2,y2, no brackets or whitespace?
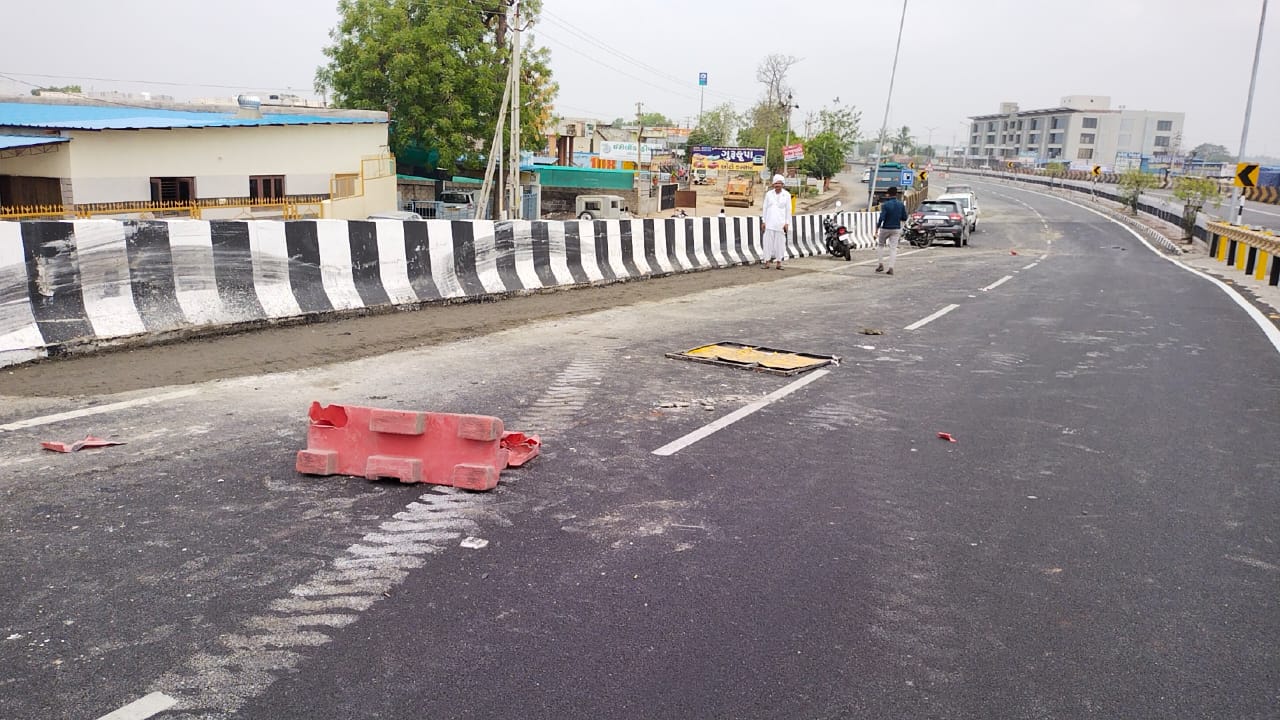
799,131,848,181
316,0,558,172
1188,143,1232,162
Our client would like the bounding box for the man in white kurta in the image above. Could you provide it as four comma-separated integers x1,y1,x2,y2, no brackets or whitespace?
760,174,792,269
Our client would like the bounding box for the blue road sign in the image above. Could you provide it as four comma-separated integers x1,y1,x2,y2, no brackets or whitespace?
698,72,708,86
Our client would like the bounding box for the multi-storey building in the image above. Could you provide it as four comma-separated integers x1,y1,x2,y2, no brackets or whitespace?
967,96,1184,170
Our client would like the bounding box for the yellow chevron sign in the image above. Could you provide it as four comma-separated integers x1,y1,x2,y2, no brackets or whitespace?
1092,165,1102,177
1235,163,1259,188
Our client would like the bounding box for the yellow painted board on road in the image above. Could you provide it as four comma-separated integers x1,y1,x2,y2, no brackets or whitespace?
1258,250,1270,281
668,342,837,376
1235,163,1259,188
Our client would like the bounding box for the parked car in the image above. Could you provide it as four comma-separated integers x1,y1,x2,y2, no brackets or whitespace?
937,192,979,232
862,167,871,183
439,190,476,212
575,194,629,220
368,210,424,221
910,199,968,246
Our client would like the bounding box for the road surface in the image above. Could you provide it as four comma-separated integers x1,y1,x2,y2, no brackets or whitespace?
2,181,1277,720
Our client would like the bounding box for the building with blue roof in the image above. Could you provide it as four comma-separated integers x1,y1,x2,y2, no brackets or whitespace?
0,97,395,219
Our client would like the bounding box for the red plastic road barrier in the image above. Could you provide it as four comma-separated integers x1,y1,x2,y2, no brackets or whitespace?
296,402,540,491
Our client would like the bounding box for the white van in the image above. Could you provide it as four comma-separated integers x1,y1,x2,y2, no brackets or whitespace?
575,194,630,220
937,192,979,232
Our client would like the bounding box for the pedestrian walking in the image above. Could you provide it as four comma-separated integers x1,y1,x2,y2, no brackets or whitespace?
760,174,792,270
875,186,909,276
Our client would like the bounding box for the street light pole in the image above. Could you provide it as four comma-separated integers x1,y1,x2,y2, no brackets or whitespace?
1232,0,1268,224
782,93,797,178
867,0,910,211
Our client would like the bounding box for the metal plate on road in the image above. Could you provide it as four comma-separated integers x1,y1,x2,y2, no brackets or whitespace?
666,342,838,376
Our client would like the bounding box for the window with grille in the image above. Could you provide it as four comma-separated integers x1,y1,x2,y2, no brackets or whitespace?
149,177,195,202
1082,117,1098,129
1156,120,1173,131
250,175,285,200
1153,135,1171,147
332,173,358,198
1080,133,1096,144
1077,148,1094,159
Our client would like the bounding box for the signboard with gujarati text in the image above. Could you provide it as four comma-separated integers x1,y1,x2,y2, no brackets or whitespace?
599,141,655,163
690,146,766,171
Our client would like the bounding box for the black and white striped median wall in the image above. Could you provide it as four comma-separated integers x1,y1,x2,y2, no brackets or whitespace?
0,212,878,367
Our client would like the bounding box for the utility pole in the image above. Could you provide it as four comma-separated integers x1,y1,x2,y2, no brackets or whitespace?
1232,0,1268,224
508,0,522,220
493,4,509,218
635,101,644,169
868,0,909,211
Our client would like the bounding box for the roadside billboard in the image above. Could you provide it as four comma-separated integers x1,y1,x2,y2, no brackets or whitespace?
783,143,804,162
690,146,766,171
599,141,656,163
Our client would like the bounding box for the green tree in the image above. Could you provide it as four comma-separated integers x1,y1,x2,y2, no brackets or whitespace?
1171,176,1223,240
799,131,848,190
316,0,558,172
31,85,83,96
696,103,739,146
637,111,673,127
1117,169,1162,215
1045,161,1066,188
815,102,861,148
891,126,913,154
1189,143,1232,162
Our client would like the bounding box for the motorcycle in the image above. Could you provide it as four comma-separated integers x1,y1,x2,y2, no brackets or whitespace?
822,201,852,261
902,215,935,248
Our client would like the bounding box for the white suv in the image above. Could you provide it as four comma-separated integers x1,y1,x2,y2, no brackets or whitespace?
937,192,979,233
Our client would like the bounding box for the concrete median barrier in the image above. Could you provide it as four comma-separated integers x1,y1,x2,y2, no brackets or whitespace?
0,210,882,367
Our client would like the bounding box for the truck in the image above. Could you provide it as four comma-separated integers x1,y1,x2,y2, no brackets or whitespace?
723,174,757,208
867,162,914,204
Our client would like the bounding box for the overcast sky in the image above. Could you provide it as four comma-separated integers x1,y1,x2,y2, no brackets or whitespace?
2,0,1275,156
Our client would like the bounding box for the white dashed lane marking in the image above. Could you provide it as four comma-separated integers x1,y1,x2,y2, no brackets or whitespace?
904,304,960,331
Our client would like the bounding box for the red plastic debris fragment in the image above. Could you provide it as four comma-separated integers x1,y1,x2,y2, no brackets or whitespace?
501,431,542,467
936,432,957,443
41,436,126,453
1010,250,1019,255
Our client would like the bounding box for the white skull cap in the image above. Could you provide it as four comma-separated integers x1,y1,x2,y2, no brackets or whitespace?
772,174,785,184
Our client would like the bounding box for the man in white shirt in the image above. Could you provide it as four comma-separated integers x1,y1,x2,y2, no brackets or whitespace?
760,174,792,270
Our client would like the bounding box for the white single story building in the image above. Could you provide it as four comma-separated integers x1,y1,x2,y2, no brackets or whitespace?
0,97,396,219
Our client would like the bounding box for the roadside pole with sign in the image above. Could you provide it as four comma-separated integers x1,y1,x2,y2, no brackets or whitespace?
698,72,707,127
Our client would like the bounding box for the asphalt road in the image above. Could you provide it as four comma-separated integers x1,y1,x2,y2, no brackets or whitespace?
2,182,1278,720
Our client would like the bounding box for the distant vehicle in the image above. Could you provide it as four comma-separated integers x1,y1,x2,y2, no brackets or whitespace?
368,210,424,221
943,184,975,197
868,162,912,203
575,194,629,220
439,190,476,213
910,199,968,246
937,192,979,232
862,167,871,183
723,174,757,207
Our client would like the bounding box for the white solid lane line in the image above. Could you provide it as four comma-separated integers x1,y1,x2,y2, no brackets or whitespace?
981,275,1014,292
95,692,177,720
0,388,201,432
653,369,831,456
904,304,960,331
